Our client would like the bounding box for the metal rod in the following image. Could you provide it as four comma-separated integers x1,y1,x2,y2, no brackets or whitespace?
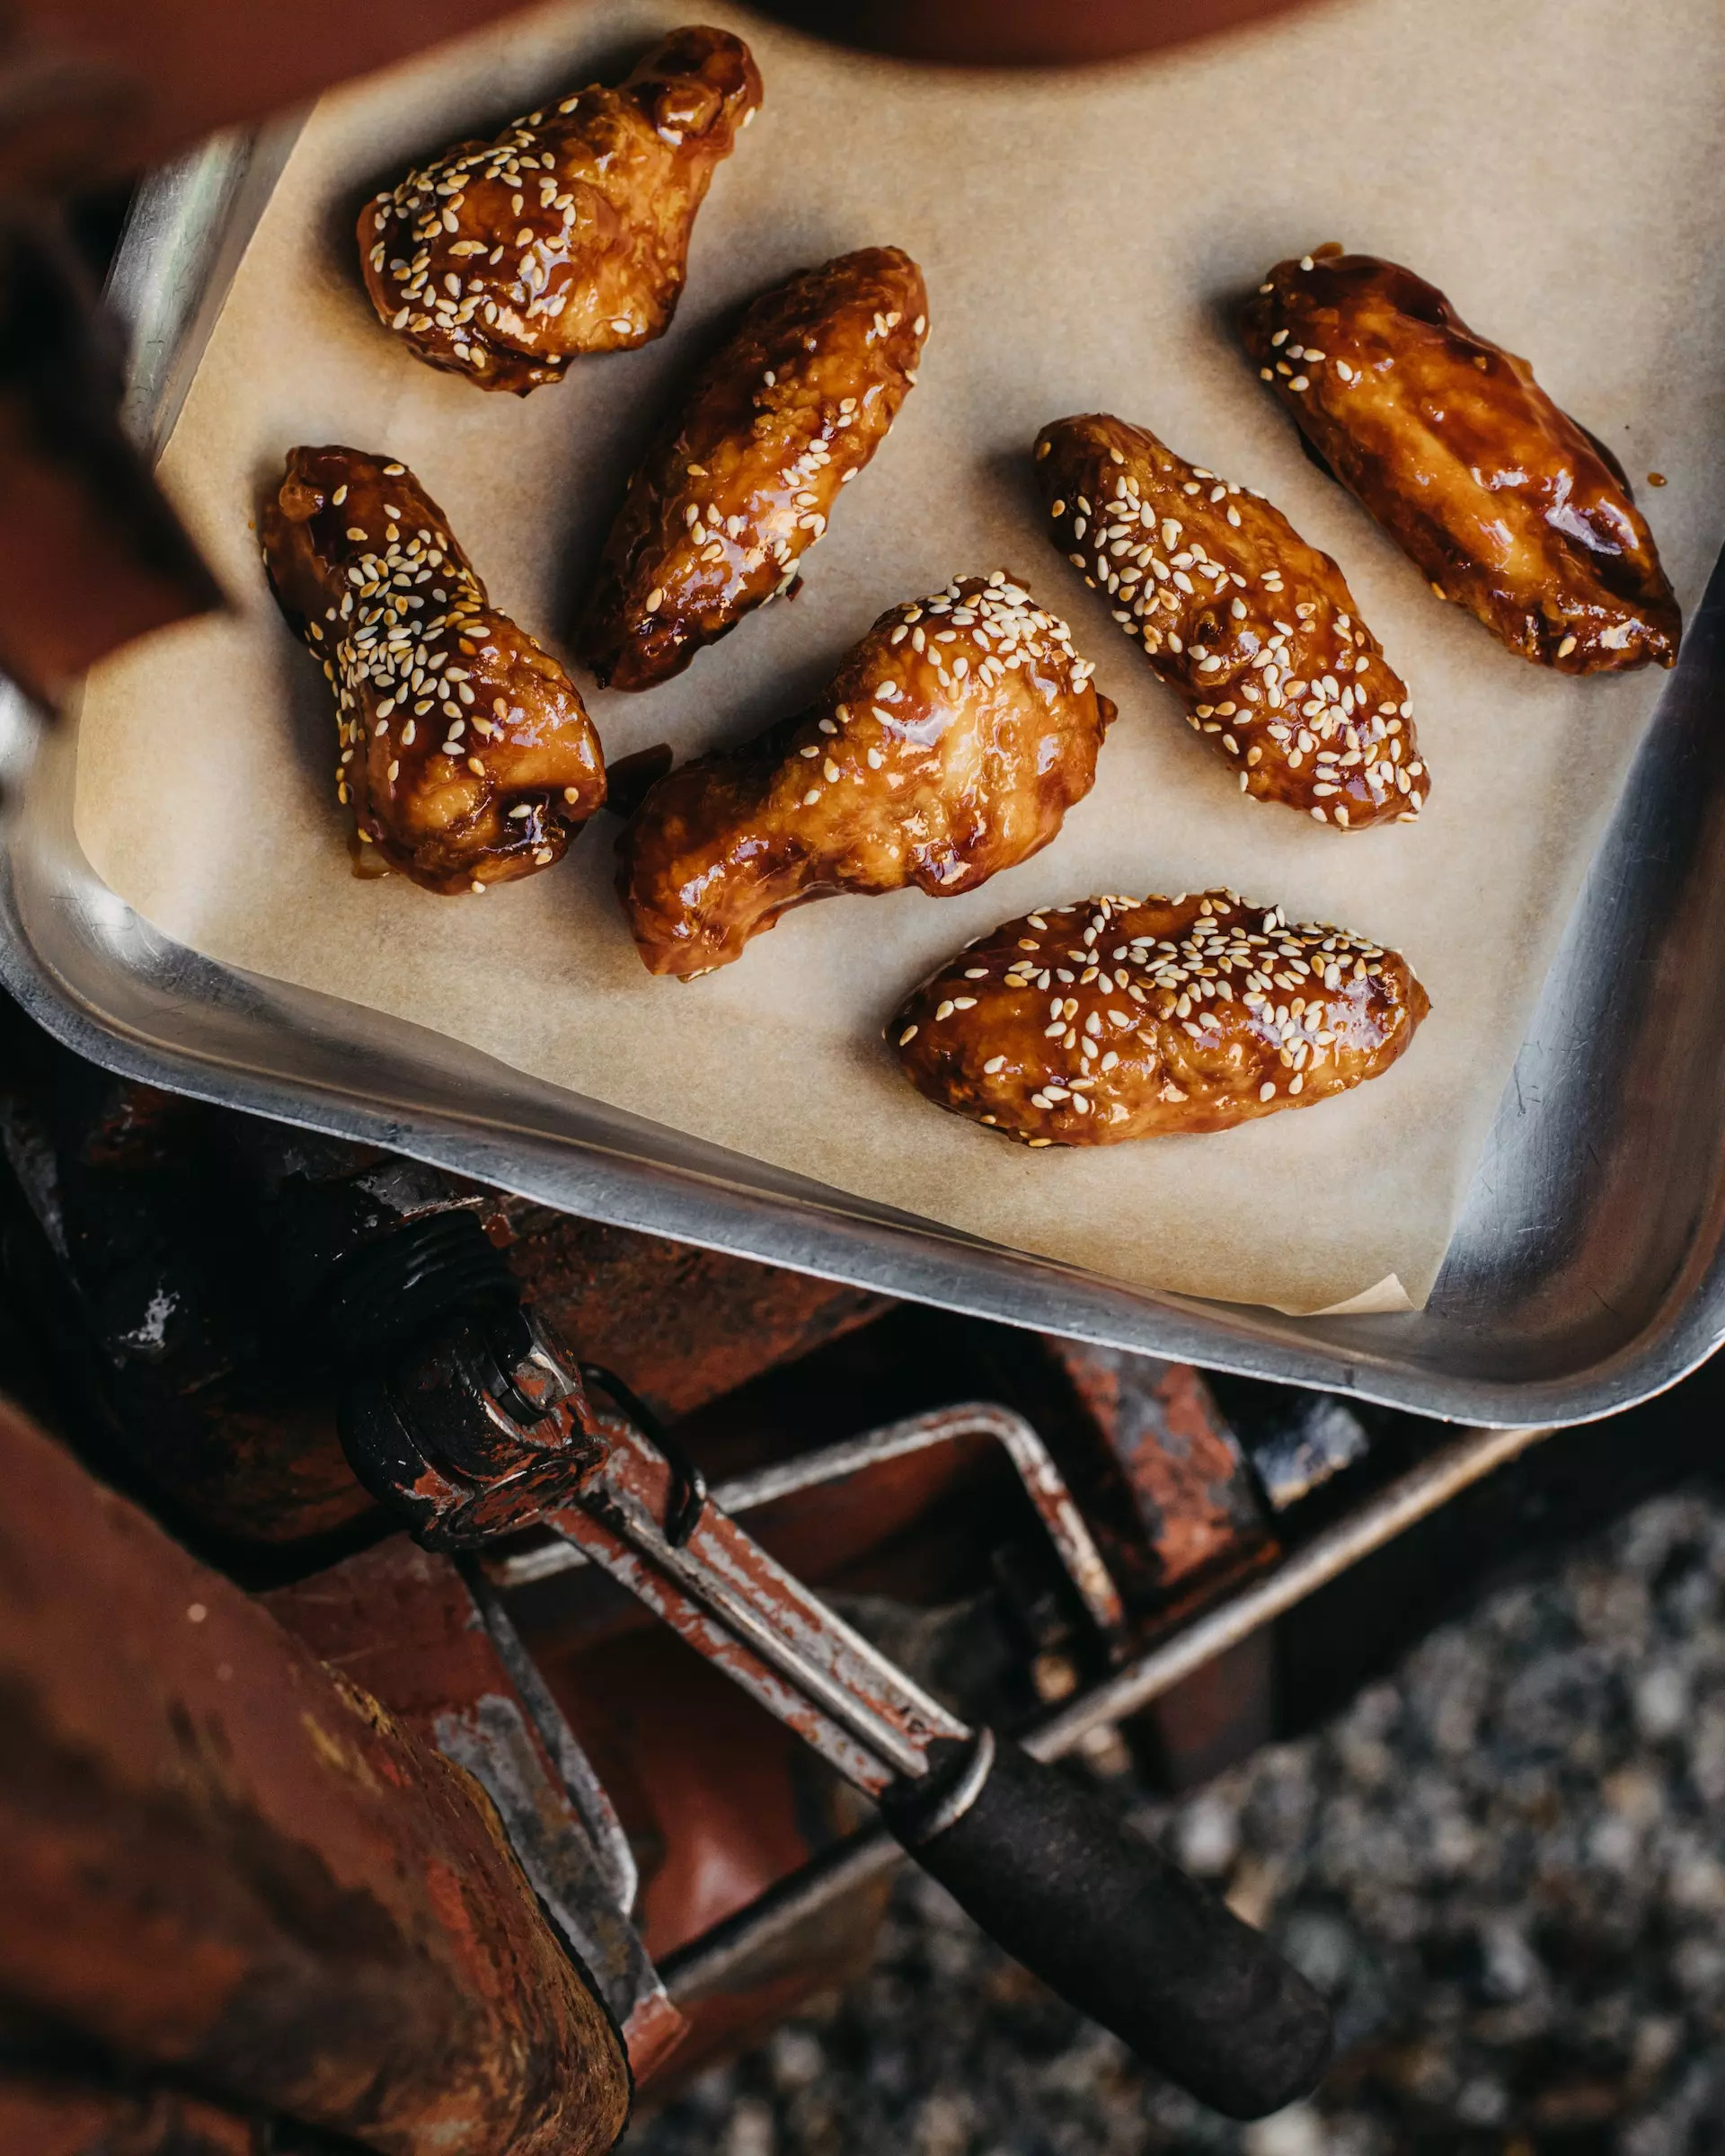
488,1403,1126,1645
553,1496,935,1788
459,1561,641,1918
661,1418,1559,2003
1025,1418,1557,1758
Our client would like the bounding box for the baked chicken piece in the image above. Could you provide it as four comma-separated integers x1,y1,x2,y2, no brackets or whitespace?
1242,248,1680,674
262,446,606,893
358,26,762,393
1037,413,1428,829
578,247,927,690
618,572,1111,976
892,888,1427,1144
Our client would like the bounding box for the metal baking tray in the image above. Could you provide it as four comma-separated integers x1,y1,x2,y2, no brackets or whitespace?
4,128,1724,1431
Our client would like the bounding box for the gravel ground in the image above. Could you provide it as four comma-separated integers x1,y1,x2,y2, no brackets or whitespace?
628,1488,1725,2156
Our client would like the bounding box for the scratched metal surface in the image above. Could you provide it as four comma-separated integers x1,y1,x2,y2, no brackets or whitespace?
3,133,1723,1428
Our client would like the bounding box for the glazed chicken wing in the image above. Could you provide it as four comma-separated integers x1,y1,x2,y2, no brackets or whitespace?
578,247,927,690
358,26,762,393
892,889,1427,1144
1037,413,1428,829
1242,248,1680,673
618,572,1111,976
262,446,606,893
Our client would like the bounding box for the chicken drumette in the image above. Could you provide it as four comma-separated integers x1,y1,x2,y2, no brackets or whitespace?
262,446,606,893
617,572,1111,976
1037,412,1428,828
1242,248,1679,673
893,888,1428,1144
358,26,762,393
578,247,927,690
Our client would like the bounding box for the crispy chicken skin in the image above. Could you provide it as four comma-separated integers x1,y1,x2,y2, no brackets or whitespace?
578,248,928,690
1037,413,1428,829
892,888,1427,1145
358,27,762,394
618,572,1111,977
262,446,606,894
1242,248,1680,674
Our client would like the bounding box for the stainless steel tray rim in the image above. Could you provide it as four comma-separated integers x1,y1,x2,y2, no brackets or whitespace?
7,832,1724,1431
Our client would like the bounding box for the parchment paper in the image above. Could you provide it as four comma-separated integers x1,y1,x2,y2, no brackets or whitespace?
70,0,1725,1313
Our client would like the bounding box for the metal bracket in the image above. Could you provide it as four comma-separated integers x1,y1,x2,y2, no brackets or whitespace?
484,1401,1128,1653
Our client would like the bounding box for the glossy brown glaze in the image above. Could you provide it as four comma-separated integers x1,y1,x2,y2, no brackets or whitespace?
262,446,606,894
618,572,1111,976
358,27,762,393
1036,413,1428,829
892,888,1427,1145
578,248,927,691
1242,249,1680,674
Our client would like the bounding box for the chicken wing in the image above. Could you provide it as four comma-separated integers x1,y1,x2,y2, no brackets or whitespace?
892,888,1427,1144
262,446,606,893
1242,248,1679,673
578,247,927,690
358,26,762,394
618,572,1111,976
1036,413,1428,829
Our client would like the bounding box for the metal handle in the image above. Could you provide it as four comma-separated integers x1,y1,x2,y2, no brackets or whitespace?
882,1735,1331,2119
329,1228,1332,2116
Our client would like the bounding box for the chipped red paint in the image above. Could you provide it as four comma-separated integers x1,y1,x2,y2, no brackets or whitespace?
0,2078,254,2155
1040,1341,1269,1592
267,1533,686,2083
501,1210,894,1425
0,1400,630,2156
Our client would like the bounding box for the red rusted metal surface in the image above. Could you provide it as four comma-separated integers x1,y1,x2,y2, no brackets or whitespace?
1038,1340,1270,1596
501,1213,892,1427
266,1533,686,2081
0,2079,253,2155
542,1624,887,2095
0,1401,630,2156
267,1529,549,1728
